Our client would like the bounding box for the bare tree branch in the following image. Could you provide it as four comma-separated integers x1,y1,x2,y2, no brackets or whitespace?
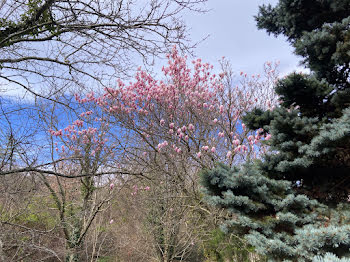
0,0,207,101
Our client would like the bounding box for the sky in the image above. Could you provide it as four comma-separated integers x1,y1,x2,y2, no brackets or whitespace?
181,0,306,76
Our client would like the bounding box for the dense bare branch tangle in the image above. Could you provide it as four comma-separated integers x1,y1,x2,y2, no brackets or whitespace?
0,0,207,100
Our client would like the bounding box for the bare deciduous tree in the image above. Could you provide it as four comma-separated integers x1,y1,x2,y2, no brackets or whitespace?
0,0,207,101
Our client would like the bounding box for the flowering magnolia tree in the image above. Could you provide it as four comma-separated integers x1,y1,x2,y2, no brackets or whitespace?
57,46,278,261
53,47,279,176
93,46,278,172
46,46,279,261
46,102,124,262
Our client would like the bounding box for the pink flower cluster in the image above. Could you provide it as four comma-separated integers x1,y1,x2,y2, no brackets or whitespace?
60,46,279,172
131,185,151,196
49,112,110,160
158,140,169,150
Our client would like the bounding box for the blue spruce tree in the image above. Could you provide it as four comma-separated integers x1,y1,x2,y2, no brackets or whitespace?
201,1,350,261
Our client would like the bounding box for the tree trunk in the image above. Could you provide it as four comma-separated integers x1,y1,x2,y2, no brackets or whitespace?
0,238,5,262
65,245,82,262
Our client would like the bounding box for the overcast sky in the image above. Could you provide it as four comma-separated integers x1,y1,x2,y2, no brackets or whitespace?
182,0,306,76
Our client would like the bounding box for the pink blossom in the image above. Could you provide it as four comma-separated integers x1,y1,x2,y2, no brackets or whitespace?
196,152,201,158
202,146,209,151
158,141,168,150
109,219,114,224
218,132,225,138
265,134,272,140
211,147,216,153
160,119,165,126
50,129,63,136
86,91,95,101
80,111,93,117
74,93,81,102
226,151,232,158
232,139,240,146
144,186,150,191
188,124,195,131
169,123,175,129
213,118,218,124
73,119,84,127
110,183,115,190
234,145,242,153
